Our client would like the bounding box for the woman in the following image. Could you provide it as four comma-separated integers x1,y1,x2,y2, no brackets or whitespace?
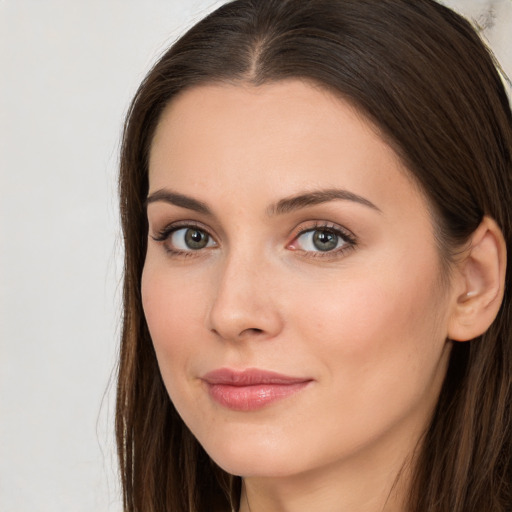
116,0,512,510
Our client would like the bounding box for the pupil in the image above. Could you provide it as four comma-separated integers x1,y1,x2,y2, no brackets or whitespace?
313,230,338,251
185,229,208,249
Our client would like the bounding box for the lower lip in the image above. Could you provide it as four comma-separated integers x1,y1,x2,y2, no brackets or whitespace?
205,382,310,411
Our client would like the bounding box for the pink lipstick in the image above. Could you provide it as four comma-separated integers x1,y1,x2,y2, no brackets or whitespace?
201,368,312,411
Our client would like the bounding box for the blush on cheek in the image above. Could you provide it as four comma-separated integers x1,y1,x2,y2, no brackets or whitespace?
310,268,443,363
141,266,208,386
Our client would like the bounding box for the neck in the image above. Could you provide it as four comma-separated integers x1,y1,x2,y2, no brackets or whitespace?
238,428,420,512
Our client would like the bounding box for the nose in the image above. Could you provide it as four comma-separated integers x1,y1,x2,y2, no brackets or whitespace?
207,251,284,342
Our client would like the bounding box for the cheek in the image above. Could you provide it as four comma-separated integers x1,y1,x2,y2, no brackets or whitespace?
141,261,206,375
279,257,451,461
293,253,449,390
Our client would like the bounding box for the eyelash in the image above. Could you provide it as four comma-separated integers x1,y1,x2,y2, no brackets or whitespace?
150,221,357,259
151,221,213,257
291,222,357,259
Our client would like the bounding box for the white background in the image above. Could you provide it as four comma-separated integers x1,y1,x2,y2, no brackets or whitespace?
0,1,510,511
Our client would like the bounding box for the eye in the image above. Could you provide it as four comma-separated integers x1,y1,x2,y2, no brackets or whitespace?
171,227,214,250
151,225,217,253
289,224,356,255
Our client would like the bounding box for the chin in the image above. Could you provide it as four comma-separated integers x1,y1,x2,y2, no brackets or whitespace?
196,427,310,478
212,451,304,479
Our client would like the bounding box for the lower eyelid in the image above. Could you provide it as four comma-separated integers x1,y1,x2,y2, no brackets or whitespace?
291,240,356,261
290,224,356,247
150,222,355,259
150,224,218,257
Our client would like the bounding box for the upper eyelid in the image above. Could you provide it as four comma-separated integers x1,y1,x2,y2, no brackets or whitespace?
289,224,358,260
151,220,214,238
149,219,357,246
293,221,356,240
150,223,217,254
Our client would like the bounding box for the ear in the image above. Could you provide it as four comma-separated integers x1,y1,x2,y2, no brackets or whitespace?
448,216,507,342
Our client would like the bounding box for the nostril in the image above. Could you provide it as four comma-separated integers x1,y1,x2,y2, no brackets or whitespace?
236,327,265,338
210,326,265,339
246,328,264,335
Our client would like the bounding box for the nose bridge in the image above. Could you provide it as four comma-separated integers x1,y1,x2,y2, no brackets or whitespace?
207,243,282,341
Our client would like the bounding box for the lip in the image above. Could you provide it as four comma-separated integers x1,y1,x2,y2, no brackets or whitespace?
201,368,312,411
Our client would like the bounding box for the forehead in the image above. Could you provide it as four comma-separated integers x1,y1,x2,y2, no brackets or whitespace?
148,80,426,219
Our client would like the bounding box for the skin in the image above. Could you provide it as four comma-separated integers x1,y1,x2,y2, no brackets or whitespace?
142,81,457,512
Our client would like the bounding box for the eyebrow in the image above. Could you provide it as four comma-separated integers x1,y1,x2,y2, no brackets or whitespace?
146,189,211,215
267,188,381,215
146,187,380,216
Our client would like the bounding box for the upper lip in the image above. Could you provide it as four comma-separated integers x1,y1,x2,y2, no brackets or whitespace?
202,368,312,386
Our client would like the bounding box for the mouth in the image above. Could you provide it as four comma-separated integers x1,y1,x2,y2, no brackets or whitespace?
201,368,313,411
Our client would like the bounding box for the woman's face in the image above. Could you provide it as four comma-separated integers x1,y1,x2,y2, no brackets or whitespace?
142,81,454,479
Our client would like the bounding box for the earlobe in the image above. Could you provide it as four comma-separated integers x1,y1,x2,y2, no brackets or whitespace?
448,216,507,342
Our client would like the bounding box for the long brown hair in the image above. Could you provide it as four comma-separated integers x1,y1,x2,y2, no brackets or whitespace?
116,1,512,510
